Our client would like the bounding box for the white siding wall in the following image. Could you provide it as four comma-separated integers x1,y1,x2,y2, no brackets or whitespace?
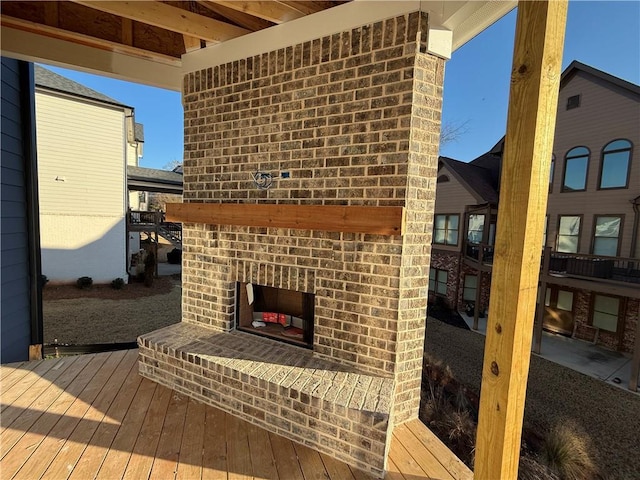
39,215,126,282
126,142,139,167
36,90,127,282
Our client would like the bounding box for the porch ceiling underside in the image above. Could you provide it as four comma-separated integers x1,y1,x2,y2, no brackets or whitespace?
0,0,516,90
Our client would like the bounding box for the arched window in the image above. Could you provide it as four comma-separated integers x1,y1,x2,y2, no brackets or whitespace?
437,175,450,183
599,139,632,189
562,146,589,192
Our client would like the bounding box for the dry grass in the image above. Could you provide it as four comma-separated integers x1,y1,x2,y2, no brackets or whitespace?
425,318,640,479
541,422,598,480
43,276,181,345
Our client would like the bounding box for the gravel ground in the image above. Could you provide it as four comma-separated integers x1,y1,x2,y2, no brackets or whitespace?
44,278,182,344
425,318,640,479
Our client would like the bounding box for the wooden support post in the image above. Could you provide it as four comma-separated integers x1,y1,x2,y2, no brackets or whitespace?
630,313,640,391
474,2,567,479
533,247,551,354
29,344,42,361
473,252,483,331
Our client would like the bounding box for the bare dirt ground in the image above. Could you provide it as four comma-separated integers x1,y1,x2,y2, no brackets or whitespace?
43,275,181,345
425,318,640,479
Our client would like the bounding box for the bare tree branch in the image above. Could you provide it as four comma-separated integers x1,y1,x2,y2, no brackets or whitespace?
440,120,470,148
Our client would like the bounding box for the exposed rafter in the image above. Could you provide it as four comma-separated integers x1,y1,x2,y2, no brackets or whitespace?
199,1,274,32
71,0,250,43
1,15,180,65
211,1,306,24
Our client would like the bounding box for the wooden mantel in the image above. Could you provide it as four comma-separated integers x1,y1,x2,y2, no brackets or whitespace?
166,203,405,236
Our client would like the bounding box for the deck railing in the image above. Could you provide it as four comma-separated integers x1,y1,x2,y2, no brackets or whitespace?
158,221,182,244
463,242,640,285
464,242,494,264
547,251,640,284
127,209,163,225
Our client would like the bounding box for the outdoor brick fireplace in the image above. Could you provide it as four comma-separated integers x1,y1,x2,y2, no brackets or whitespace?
138,11,444,477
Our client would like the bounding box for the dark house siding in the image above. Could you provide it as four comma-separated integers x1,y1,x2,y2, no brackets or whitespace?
1,58,41,363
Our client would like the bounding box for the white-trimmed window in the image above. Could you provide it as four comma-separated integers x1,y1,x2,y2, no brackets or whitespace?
429,268,448,295
463,275,477,302
592,216,621,257
557,216,581,253
592,295,620,332
434,215,459,246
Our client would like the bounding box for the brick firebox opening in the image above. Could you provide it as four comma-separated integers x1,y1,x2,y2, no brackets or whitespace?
236,282,315,348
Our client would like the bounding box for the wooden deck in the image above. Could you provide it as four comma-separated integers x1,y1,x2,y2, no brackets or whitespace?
0,350,472,480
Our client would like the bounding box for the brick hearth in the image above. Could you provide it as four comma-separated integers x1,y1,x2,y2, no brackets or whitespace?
139,11,444,477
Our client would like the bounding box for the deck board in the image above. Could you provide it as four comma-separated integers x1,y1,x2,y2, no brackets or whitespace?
0,353,99,462
1,361,26,381
41,350,139,480
120,377,170,480
1,359,42,391
148,389,189,479
0,351,472,480
13,351,129,480
1,356,68,415
68,355,144,480
93,376,159,479
246,421,279,480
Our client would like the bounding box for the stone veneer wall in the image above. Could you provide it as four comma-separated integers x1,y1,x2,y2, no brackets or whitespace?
169,12,444,469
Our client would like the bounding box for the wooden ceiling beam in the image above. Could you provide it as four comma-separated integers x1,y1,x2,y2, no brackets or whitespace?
199,1,274,32
71,1,250,43
1,15,180,65
276,1,327,16
183,34,202,53
210,1,305,24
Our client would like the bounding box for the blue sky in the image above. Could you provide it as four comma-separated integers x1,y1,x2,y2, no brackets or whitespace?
43,1,639,169
441,0,640,161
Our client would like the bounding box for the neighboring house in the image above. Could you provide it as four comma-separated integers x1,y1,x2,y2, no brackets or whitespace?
430,61,640,354
34,65,143,283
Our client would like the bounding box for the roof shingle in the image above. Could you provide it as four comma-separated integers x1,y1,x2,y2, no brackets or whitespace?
34,65,130,108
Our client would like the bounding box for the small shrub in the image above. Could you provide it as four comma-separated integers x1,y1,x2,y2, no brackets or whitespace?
76,276,93,289
540,422,598,480
111,278,125,290
443,409,476,460
40,274,49,288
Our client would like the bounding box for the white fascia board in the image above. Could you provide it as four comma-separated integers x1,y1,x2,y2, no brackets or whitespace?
1,27,183,91
183,0,421,73
182,0,515,74
446,1,517,50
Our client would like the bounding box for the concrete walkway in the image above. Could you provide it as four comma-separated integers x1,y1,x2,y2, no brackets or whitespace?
157,262,181,276
459,312,637,394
